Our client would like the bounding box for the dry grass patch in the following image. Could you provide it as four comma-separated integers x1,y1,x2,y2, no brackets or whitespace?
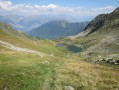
55,60,119,90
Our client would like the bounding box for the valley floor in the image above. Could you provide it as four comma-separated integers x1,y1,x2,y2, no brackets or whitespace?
0,51,119,90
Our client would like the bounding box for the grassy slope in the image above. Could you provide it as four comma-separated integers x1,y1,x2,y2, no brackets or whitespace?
0,52,119,90
55,60,119,90
0,29,66,56
0,53,58,90
0,24,66,90
0,23,119,90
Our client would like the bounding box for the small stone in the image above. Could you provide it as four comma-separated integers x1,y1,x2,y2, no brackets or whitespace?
68,86,75,90
110,60,116,64
41,61,49,64
106,58,113,61
64,86,75,90
99,59,104,61
114,63,118,65
106,58,113,63
98,56,101,58
3,86,7,90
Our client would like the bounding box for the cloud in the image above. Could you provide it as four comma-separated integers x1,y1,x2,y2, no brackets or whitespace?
0,0,116,17
46,4,57,8
0,0,12,10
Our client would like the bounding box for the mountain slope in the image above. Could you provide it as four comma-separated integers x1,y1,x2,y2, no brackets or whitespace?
0,22,65,56
0,22,23,37
75,7,119,37
83,7,119,35
61,7,119,60
81,7,119,53
27,20,89,39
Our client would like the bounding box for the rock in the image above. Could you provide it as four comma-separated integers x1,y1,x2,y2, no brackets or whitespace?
106,58,113,63
114,60,119,65
110,60,116,64
98,55,102,58
105,58,119,65
64,86,75,90
4,87,7,90
102,59,106,61
106,58,111,60
116,60,119,64
41,61,49,64
99,58,105,61
96,57,106,62
114,62,118,65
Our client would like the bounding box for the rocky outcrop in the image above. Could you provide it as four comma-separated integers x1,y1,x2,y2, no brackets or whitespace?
82,7,119,36
84,14,107,35
96,57,119,65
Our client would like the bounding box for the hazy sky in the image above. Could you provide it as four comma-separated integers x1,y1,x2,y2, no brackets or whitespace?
0,0,118,21
10,0,119,8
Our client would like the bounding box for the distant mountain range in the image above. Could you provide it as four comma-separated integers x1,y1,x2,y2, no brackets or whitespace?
0,15,54,32
0,15,91,32
27,20,89,39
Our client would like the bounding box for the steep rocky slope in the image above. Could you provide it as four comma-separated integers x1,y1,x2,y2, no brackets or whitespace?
80,7,119,53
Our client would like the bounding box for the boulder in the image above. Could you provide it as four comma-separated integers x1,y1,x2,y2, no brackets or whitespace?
107,59,116,64
106,58,113,63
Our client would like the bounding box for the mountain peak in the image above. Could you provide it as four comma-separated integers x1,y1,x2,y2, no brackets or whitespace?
112,7,119,13
82,7,119,36
115,7,119,11
27,20,89,39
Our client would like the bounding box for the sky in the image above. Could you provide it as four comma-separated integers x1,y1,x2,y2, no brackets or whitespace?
10,0,119,8
0,0,119,21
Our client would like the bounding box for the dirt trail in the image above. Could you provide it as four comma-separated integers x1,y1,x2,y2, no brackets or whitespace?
42,79,50,90
0,40,52,57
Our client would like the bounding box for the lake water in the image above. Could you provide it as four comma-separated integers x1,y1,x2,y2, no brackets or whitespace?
56,43,82,53
66,45,82,53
